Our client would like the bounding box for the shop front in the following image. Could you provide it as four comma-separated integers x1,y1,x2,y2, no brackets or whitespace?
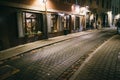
47,13,72,37
0,6,45,50
21,12,44,42
0,0,73,50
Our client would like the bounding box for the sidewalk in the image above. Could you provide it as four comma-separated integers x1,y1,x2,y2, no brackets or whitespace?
0,30,97,61
70,35,120,80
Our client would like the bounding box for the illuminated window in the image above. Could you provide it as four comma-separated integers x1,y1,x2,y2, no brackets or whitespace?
23,12,42,37
51,14,58,32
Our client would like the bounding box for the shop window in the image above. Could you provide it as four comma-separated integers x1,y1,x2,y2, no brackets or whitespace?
51,14,58,32
75,17,80,30
61,16,66,30
60,16,64,30
23,12,42,37
66,15,70,29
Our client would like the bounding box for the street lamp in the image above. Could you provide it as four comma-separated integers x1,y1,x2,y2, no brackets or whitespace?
71,4,80,14
71,0,80,14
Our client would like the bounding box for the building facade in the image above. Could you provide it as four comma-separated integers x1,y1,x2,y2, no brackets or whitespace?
0,0,75,50
0,0,113,50
111,0,120,26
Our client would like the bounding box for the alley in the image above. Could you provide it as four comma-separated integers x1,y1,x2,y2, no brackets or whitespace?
0,29,117,80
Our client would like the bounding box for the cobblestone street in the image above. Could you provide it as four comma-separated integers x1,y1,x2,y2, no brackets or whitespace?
0,29,118,80
0,0,120,80
71,35,120,80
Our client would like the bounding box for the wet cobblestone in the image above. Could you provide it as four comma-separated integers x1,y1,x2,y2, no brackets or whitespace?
73,35,120,80
0,29,116,80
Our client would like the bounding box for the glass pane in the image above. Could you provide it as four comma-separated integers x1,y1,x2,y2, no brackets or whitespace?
23,12,26,28
26,13,36,18
22,12,42,36
26,19,32,34
26,19,31,28
32,19,36,31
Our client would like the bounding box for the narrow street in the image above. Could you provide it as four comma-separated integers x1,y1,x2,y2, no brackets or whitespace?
71,34,120,80
0,29,117,80
0,0,120,80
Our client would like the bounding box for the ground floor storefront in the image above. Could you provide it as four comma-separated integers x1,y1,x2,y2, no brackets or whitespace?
0,6,89,50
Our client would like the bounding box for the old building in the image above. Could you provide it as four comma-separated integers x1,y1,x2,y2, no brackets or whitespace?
0,0,73,50
0,0,114,50
111,0,120,26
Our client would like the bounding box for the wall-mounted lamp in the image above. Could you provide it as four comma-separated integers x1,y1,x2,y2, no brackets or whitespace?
71,4,80,14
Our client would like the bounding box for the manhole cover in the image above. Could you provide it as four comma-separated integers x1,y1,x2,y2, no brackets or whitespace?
0,65,19,80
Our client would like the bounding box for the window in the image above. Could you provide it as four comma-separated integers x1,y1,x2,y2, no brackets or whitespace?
102,0,104,8
75,17,80,29
51,14,58,32
23,12,42,37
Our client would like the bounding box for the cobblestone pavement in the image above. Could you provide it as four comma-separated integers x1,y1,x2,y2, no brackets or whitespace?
0,29,116,80
71,35,120,80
